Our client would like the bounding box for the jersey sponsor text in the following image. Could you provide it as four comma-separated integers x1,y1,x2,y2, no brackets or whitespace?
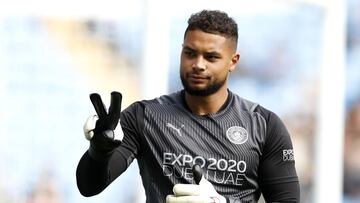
162,152,246,185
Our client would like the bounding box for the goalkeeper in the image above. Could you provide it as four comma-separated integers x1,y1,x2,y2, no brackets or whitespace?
76,9,300,203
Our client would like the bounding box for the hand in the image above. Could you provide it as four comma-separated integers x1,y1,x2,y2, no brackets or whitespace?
166,165,227,203
83,91,123,160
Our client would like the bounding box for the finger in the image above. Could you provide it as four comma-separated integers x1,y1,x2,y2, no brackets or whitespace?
166,195,209,203
107,91,122,129
173,184,201,196
103,129,115,140
108,91,122,116
83,115,98,140
193,164,204,184
90,93,107,118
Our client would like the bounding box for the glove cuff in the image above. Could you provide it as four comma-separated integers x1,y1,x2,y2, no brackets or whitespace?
88,145,115,162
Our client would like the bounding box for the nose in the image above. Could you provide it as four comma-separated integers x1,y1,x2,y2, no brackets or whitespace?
191,56,206,71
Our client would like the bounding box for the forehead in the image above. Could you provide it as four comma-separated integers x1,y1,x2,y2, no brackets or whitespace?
183,30,232,52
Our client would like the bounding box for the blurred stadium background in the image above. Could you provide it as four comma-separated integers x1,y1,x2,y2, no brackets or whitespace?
0,0,359,202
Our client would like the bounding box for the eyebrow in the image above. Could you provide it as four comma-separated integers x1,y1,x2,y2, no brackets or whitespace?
182,46,221,56
182,46,195,51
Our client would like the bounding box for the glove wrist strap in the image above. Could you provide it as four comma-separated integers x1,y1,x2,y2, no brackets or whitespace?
88,146,114,162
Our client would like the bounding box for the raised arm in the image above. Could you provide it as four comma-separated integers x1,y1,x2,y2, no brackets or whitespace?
76,92,138,197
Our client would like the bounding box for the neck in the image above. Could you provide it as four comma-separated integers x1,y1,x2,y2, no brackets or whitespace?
185,88,229,116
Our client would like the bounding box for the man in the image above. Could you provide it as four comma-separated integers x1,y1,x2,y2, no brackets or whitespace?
76,10,300,203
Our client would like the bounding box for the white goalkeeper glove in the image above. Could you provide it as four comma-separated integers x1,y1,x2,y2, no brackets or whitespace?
166,165,227,203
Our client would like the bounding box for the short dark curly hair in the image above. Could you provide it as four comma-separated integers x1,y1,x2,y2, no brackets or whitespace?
185,10,238,44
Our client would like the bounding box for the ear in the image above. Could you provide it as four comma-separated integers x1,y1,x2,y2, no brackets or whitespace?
229,52,240,72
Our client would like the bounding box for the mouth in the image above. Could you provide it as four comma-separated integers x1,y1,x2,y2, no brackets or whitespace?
188,74,210,83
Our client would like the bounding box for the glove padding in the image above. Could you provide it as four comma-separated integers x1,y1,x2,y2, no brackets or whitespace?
83,91,123,160
166,165,227,203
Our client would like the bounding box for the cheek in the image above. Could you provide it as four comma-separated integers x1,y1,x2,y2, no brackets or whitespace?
214,72,229,82
179,60,185,71
179,62,187,78
180,56,191,67
180,59,192,72
212,64,229,78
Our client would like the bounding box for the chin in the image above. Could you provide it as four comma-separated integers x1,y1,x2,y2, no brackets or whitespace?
185,86,220,97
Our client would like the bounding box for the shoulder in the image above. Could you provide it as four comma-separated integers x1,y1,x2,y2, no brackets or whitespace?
248,102,291,146
230,91,259,113
230,91,283,125
230,91,272,119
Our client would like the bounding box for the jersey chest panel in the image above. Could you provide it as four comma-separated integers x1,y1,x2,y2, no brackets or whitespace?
140,103,266,197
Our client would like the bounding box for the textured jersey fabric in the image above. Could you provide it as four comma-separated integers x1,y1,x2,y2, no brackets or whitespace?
118,90,299,203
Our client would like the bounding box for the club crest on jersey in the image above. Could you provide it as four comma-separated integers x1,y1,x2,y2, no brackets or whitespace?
226,126,248,145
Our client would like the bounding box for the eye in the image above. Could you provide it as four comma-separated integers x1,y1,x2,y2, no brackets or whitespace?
205,54,220,62
183,49,196,58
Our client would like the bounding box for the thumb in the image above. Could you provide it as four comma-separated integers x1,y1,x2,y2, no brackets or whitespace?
192,164,204,184
192,164,219,196
192,165,227,203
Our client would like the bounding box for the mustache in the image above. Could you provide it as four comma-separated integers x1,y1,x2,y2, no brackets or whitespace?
187,73,211,79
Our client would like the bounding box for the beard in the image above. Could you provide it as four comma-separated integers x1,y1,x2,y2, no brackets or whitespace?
180,73,226,96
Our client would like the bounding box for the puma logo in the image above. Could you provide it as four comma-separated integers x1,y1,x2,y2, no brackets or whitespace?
166,123,185,137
